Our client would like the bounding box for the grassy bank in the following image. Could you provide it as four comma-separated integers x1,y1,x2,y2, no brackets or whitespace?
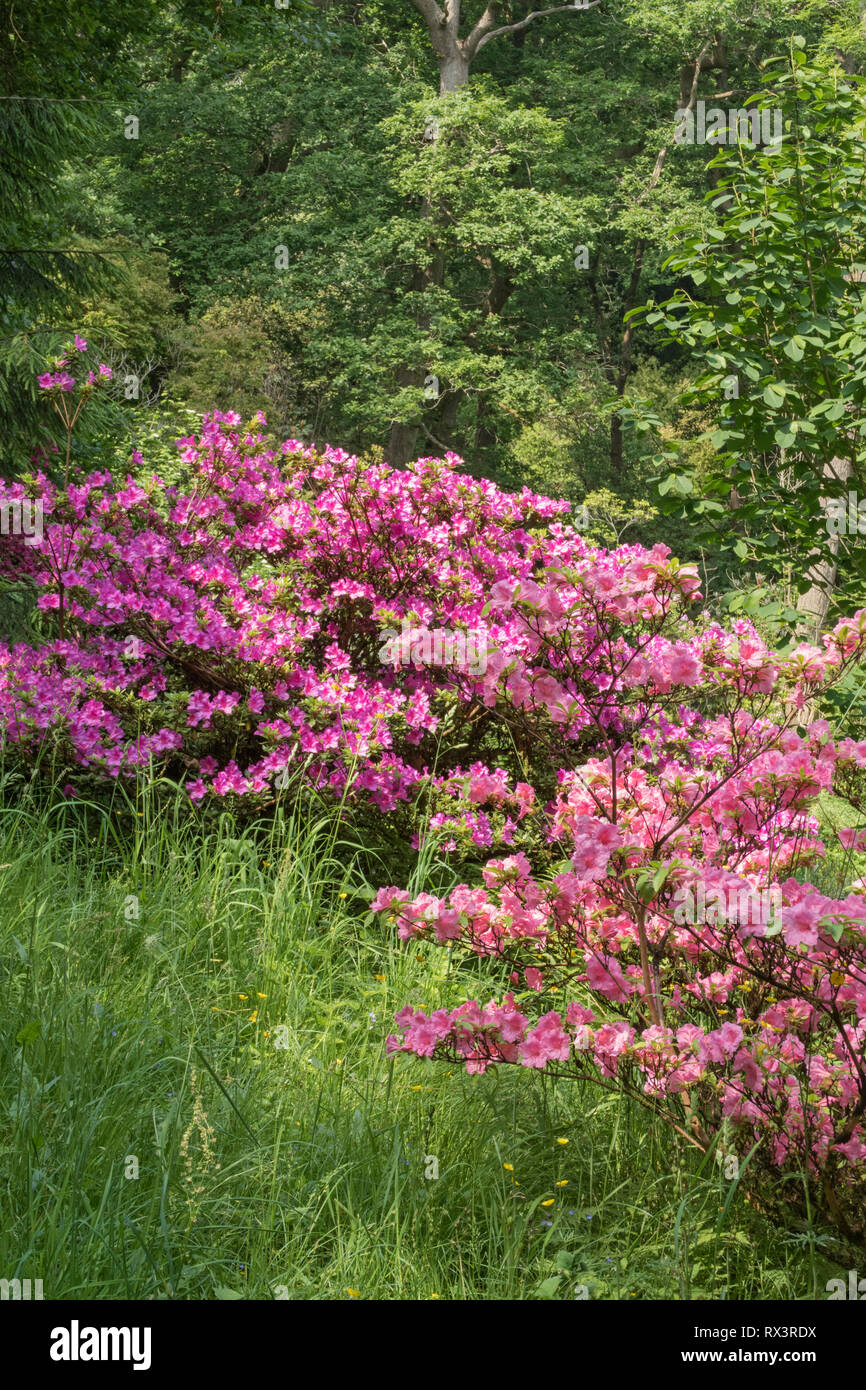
0,792,852,1300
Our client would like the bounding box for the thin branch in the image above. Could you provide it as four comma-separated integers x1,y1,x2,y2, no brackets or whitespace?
420,422,453,453
472,0,600,58
636,41,710,206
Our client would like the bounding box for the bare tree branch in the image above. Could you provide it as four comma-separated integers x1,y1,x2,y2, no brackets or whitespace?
636,41,710,206
420,422,453,453
462,2,501,61
471,0,600,59
408,0,447,32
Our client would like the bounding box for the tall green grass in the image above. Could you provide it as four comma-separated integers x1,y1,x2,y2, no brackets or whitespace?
0,790,852,1300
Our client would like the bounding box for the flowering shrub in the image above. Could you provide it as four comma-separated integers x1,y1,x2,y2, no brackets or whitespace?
0,353,569,812
371,560,866,1241
6,349,866,1238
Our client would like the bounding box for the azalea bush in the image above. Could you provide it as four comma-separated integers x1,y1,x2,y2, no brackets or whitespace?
0,343,570,820
373,567,866,1241
5,347,866,1241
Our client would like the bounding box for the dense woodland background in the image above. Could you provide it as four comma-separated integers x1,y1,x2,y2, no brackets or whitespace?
5,0,866,641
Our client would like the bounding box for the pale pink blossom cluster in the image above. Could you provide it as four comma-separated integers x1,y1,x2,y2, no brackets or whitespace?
372,574,866,1228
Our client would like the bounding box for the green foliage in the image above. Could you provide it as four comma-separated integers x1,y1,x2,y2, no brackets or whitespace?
0,0,160,470
167,298,295,428
92,0,841,486
636,52,866,621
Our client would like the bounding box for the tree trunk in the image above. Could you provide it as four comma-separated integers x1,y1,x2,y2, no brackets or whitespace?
797,454,852,641
797,268,865,637
437,387,461,442
389,7,468,461
610,412,623,478
396,0,595,462
440,50,470,93
389,417,421,468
